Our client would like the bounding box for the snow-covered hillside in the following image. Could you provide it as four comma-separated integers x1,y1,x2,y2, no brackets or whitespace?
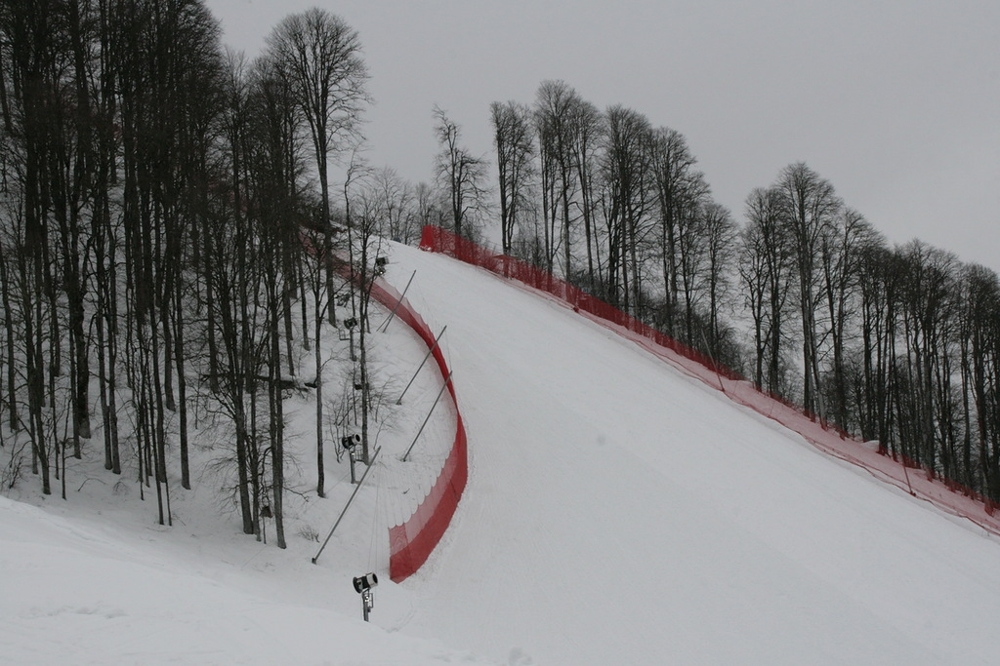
5,239,1000,665
0,493,490,665
382,242,1000,665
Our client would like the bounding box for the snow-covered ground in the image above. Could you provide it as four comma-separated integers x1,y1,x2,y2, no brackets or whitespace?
5,239,1000,665
0,493,490,665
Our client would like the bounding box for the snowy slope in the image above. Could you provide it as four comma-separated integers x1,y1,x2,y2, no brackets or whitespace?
5,238,1000,665
0,493,495,665
380,241,1000,665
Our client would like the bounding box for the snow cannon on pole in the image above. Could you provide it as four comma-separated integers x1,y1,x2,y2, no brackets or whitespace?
353,572,378,621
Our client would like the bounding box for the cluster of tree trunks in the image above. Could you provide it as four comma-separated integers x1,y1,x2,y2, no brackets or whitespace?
0,1,373,546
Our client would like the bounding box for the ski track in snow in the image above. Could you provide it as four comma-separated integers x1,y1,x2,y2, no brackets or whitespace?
4,239,1000,664
382,241,1000,665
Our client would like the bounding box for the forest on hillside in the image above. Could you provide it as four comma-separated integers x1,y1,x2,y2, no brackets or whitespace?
0,0,398,547
1,0,999,533
482,85,1000,505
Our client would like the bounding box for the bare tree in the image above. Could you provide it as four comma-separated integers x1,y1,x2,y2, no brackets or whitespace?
413,181,445,232
267,8,369,324
700,202,739,356
740,187,795,396
490,100,534,256
348,171,390,465
650,127,698,336
818,207,874,429
433,105,489,240
673,172,711,345
567,98,604,290
534,81,580,277
851,234,894,449
776,162,842,419
600,105,653,314
957,263,1000,496
371,166,419,245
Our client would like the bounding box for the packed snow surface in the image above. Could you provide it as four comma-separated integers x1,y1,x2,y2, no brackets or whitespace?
5,239,1000,665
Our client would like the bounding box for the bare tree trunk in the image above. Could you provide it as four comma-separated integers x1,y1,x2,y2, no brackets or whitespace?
173,272,190,489
314,285,325,497
0,255,18,432
269,285,286,548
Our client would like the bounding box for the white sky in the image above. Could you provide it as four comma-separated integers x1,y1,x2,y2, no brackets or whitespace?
205,0,1000,272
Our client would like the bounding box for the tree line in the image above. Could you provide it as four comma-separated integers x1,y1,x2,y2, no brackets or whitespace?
476,80,1000,505
0,1,412,546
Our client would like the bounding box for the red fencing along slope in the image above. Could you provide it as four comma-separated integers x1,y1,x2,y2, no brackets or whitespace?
368,279,468,583
299,230,467,582
419,225,1000,537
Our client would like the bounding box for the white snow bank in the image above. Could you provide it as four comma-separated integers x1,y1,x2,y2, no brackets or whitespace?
0,494,495,665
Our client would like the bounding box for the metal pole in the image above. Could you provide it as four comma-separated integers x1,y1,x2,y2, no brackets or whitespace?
378,270,416,332
397,326,447,405
401,371,452,462
311,447,381,564
362,589,372,622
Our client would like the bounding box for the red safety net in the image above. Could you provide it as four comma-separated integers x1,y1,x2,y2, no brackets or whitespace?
369,279,468,583
419,225,1000,537
298,229,467,582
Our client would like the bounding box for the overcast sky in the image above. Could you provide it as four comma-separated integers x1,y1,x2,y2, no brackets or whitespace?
205,0,1000,271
